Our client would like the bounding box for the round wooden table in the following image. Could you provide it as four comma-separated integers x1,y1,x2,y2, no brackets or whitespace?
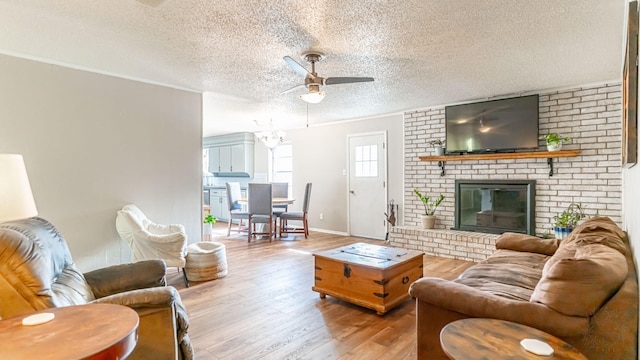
237,197,295,205
440,318,587,359
0,303,139,360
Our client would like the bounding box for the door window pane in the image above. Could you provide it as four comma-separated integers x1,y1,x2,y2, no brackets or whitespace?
354,145,378,177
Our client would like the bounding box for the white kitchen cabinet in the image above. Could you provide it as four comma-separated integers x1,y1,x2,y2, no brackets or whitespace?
204,133,254,176
219,146,232,172
230,143,245,173
209,189,226,221
208,146,221,173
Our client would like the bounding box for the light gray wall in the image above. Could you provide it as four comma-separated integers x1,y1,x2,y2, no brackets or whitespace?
0,54,202,271
282,114,404,234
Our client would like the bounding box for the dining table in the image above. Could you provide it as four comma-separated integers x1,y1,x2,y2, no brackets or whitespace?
237,197,295,238
237,197,295,205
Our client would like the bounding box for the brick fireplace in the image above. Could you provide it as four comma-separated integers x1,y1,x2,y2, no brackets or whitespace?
390,83,623,262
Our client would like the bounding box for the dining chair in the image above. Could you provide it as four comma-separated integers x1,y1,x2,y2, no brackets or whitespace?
248,183,273,242
226,182,249,236
271,182,288,234
279,183,312,238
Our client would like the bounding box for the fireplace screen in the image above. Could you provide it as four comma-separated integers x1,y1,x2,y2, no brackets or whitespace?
454,180,535,235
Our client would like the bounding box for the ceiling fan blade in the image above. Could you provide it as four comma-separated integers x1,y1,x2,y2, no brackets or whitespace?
280,84,306,95
283,56,313,79
324,77,374,85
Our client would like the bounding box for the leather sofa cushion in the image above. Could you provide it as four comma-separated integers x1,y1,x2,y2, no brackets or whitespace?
531,243,627,316
496,232,559,256
561,216,627,255
456,261,544,301
453,249,549,302
483,249,550,270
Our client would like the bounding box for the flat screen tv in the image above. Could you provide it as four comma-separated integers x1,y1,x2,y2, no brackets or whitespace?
445,95,539,154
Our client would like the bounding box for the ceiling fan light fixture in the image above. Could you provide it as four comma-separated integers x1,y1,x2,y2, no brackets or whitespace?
300,84,325,103
299,91,325,104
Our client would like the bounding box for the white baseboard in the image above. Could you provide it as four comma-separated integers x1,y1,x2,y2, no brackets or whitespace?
309,227,348,236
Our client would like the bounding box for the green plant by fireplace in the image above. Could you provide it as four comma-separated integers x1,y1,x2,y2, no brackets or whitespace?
413,189,445,216
428,139,445,148
553,203,586,239
204,214,217,225
554,203,585,229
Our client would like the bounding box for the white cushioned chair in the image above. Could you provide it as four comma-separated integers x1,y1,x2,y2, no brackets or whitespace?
116,204,188,285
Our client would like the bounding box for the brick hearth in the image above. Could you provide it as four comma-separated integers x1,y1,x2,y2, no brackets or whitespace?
389,227,499,262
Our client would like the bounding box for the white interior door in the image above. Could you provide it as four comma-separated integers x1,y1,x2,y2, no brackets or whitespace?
348,132,387,240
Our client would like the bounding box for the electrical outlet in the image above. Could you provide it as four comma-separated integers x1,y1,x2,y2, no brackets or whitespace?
320,213,324,220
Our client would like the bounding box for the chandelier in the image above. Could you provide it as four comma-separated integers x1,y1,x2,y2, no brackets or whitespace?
256,130,286,149
254,119,286,149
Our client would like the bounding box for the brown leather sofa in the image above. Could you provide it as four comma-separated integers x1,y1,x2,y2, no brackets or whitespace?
0,217,194,360
409,216,638,360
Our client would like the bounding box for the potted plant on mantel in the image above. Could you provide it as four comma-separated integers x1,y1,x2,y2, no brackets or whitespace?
428,139,446,156
414,189,445,229
553,203,586,239
539,133,571,151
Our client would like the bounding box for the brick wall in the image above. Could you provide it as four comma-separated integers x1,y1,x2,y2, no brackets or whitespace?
390,83,622,261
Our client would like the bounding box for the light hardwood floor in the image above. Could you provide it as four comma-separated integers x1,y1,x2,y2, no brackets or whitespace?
168,224,475,360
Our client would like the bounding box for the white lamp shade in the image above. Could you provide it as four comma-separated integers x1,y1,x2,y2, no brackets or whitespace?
299,91,325,104
0,154,38,223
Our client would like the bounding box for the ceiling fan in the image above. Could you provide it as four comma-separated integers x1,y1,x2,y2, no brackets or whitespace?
282,52,374,104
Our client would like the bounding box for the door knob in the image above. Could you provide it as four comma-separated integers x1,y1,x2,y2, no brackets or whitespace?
349,190,355,194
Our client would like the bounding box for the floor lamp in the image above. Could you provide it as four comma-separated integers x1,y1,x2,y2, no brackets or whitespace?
0,154,38,223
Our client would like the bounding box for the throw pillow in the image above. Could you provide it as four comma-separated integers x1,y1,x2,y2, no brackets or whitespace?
530,244,627,317
495,232,559,255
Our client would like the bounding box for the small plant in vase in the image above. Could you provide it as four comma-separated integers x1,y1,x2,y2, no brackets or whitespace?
203,214,217,241
428,139,446,156
553,203,586,239
414,189,445,229
539,133,570,151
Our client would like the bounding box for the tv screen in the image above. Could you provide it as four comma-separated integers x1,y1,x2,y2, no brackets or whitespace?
445,95,539,154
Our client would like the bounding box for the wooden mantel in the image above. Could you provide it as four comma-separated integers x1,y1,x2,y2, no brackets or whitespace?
419,149,580,162
419,149,581,176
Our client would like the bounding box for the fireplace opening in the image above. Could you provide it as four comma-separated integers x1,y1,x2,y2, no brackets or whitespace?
454,180,536,235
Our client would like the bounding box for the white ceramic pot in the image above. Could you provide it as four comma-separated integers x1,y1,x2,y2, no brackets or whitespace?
203,223,213,241
547,142,562,151
434,147,445,156
421,215,436,229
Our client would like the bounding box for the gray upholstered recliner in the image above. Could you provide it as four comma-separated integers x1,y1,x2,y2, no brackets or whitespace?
0,217,194,360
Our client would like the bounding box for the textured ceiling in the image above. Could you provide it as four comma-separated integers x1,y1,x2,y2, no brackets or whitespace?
0,0,627,136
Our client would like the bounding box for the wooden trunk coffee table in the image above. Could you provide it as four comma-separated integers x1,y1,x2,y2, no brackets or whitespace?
312,242,424,315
